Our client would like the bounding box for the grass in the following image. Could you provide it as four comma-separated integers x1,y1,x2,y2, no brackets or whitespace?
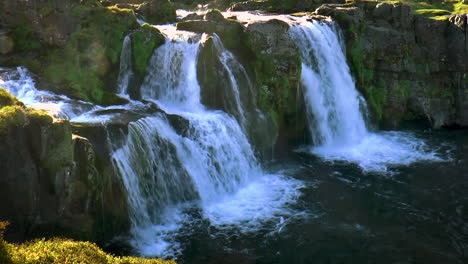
354,0,467,18
0,221,175,264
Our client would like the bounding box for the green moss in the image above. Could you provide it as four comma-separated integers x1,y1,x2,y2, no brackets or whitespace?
0,88,24,108
454,1,468,13
396,80,410,97
40,120,74,174
44,6,139,104
157,2,177,24
250,48,301,132
27,109,54,126
0,105,27,134
366,0,467,16
367,84,387,120
0,223,174,264
132,24,165,76
10,25,42,52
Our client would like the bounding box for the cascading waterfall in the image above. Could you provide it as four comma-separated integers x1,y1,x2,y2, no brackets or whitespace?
290,22,367,146
290,20,441,172
113,30,302,257
116,34,133,97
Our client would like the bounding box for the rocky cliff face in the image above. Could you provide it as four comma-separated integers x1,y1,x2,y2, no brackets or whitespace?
0,88,129,244
318,2,468,129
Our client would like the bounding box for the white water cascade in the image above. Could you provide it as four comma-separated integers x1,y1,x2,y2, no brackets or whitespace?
290,20,442,172
116,34,133,97
113,31,302,257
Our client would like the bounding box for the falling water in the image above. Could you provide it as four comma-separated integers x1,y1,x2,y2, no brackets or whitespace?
209,33,253,127
113,31,302,257
290,20,442,172
116,34,133,97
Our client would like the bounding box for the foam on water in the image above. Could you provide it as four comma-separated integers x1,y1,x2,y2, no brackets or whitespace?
311,131,443,173
203,173,304,232
127,173,305,259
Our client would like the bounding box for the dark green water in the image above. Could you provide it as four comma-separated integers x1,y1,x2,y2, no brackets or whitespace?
171,130,468,264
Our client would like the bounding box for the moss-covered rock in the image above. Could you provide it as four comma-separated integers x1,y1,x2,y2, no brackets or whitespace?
132,24,165,76
244,19,306,150
204,9,225,21
43,6,139,104
137,0,177,25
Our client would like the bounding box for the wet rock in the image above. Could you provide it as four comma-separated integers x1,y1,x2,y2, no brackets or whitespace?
204,9,225,21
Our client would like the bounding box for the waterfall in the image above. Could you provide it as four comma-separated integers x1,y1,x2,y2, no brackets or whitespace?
113,31,302,257
290,20,441,172
116,34,133,97
290,22,367,146
141,39,202,112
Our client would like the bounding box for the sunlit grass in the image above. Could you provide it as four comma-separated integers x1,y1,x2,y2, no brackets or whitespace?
0,222,175,264
352,0,467,19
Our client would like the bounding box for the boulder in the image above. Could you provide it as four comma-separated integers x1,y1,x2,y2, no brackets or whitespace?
204,9,225,21
137,0,177,25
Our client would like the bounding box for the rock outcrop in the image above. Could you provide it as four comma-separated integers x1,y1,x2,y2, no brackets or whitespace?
0,88,129,244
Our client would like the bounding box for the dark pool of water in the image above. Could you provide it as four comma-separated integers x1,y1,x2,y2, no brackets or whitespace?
168,130,468,264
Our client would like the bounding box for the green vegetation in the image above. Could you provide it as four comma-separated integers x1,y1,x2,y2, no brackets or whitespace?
0,105,28,134
0,88,56,134
0,222,175,264
10,25,42,52
44,6,139,104
254,54,298,128
355,0,468,19
0,89,24,108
